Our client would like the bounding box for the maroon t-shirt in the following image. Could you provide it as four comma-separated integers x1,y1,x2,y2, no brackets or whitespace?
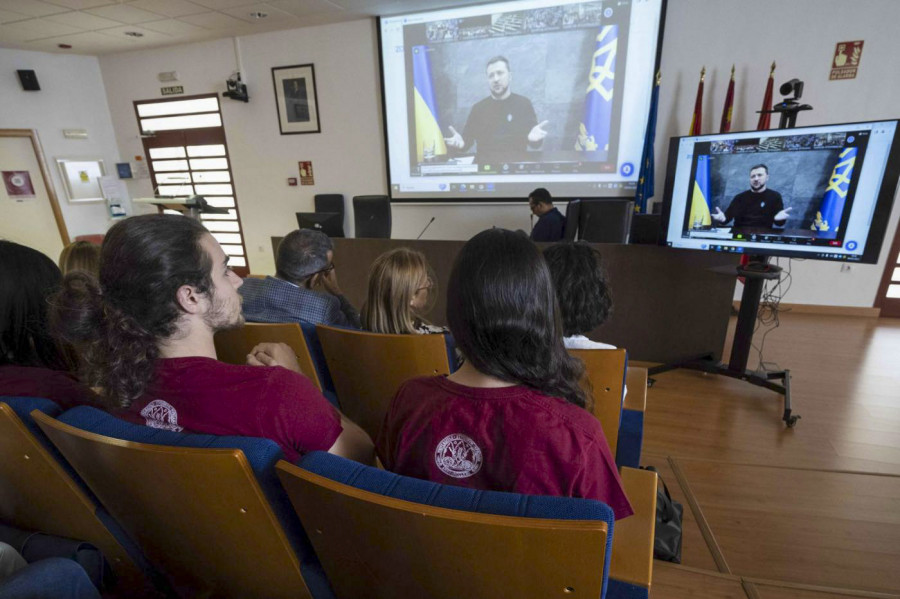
117,357,342,463
0,365,98,410
378,376,633,520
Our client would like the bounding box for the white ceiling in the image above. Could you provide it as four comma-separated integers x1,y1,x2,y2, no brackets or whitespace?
0,0,464,55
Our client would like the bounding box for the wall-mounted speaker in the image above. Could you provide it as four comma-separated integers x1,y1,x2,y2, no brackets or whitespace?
17,70,40,91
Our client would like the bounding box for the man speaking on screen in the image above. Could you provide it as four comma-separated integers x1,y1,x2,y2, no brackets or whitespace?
712,164,792,228
444,56,549,157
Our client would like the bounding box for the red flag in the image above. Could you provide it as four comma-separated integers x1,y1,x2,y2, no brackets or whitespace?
719,65,735,133
689,67,705,135
756,61,776,131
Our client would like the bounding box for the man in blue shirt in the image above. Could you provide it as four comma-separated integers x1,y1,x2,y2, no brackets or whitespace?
529,188,565,242
240,229,361,328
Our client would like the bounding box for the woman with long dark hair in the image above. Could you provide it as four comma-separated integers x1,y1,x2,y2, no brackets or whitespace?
0,241,96,408
377,229,632,518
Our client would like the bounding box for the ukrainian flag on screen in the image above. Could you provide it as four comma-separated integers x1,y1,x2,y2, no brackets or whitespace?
412,45,447,163
689,155,712,227
575,25,617,153
811,147,856,239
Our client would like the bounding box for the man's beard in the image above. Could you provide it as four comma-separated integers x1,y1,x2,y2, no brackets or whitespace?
204,288,244,332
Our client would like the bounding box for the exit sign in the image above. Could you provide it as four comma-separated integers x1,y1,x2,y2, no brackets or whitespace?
161,85,184,96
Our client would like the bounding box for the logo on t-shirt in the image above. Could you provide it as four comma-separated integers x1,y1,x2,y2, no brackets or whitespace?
140,399,183,432
434,433,483,478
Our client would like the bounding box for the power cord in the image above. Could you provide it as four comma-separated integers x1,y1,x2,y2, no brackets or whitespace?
751,257,796,374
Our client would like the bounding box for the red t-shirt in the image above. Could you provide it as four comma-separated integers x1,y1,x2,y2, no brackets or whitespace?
117,357,342,463
378,376,633,520
0,365,98,410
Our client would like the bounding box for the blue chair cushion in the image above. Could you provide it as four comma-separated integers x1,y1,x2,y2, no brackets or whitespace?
300,451,615,599
57,406,334,599
616,410,644,470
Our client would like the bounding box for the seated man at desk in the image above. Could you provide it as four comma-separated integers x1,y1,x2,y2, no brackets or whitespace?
529,188,565,242
240,229,361,328
712,164,792,228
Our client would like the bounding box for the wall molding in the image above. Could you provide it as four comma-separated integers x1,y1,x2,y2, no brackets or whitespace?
733,301,881,318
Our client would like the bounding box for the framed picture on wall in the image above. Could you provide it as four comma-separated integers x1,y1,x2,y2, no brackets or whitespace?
56,158,106,203
272,64,321,135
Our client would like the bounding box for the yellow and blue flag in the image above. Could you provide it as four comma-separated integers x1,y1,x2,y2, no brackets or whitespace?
635,71,660,213
575,25,617,154
412,45,447,163
688,155,712,227
812,147,856,239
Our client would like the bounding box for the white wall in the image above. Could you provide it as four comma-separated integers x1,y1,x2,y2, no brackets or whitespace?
656,0,900,306
0,48,125,241
95,1,899,306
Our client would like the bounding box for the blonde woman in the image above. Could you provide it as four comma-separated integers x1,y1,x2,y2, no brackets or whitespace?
58,241,101,277
361,248,446,335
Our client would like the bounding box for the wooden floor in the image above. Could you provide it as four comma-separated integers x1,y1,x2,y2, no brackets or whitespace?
638,312,900,598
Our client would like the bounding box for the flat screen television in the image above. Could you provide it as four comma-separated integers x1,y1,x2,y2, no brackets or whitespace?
660,119,900,263
379,0,666,202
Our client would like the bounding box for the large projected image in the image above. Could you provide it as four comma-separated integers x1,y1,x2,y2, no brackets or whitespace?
662,120,900,263
380,0,664,201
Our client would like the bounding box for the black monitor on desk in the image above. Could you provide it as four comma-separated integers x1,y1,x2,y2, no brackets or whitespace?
296,212,344,238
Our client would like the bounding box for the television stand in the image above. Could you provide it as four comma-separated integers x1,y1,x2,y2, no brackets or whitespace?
648,259,800,427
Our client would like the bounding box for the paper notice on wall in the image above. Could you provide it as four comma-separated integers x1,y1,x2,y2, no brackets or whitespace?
2,171,36,200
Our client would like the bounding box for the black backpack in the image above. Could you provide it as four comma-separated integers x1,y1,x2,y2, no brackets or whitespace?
642,466,683,563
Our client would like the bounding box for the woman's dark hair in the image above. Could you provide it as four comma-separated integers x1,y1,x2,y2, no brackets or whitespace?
447,228,588,408
543,242,613,337
51,214,213,408
0,241,71,370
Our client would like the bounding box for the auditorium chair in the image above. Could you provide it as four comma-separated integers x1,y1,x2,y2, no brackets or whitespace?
569,348,628,457
314,194,346,237
214,322,324,392
34,406,336,599
564,198,581,241
352,195,391,238
315,325,455,440
0,397,154,596
619,367,649,469
568,349,645,469
276,451,615,599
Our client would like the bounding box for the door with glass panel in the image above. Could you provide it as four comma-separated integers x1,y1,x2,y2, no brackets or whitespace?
875,220,900,318
134,94,250,276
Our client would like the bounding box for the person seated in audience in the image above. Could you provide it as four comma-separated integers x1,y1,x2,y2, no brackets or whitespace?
543,242,616,349
51,215,374,465
0,241,97,409
240,229,361,328
58,241,101,277
361,247,447,335
377,229,632,519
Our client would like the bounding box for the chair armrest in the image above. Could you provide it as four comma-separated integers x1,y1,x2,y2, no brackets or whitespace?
609,466,657,589
624,367,648,413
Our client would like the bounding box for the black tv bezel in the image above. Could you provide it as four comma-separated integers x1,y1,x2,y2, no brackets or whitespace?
659,119,900,265
376,0,668,204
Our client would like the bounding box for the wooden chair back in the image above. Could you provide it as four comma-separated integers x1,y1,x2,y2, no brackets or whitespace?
276,460,609,599
316,325,451,439
0,403,146,591
569,348,627,455
33,411,313,599
215,322,322,390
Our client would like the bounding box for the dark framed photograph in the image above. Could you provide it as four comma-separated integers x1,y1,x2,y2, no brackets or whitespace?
272,64,321,135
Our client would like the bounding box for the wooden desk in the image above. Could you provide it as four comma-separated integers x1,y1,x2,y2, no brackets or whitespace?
270,237,738,363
